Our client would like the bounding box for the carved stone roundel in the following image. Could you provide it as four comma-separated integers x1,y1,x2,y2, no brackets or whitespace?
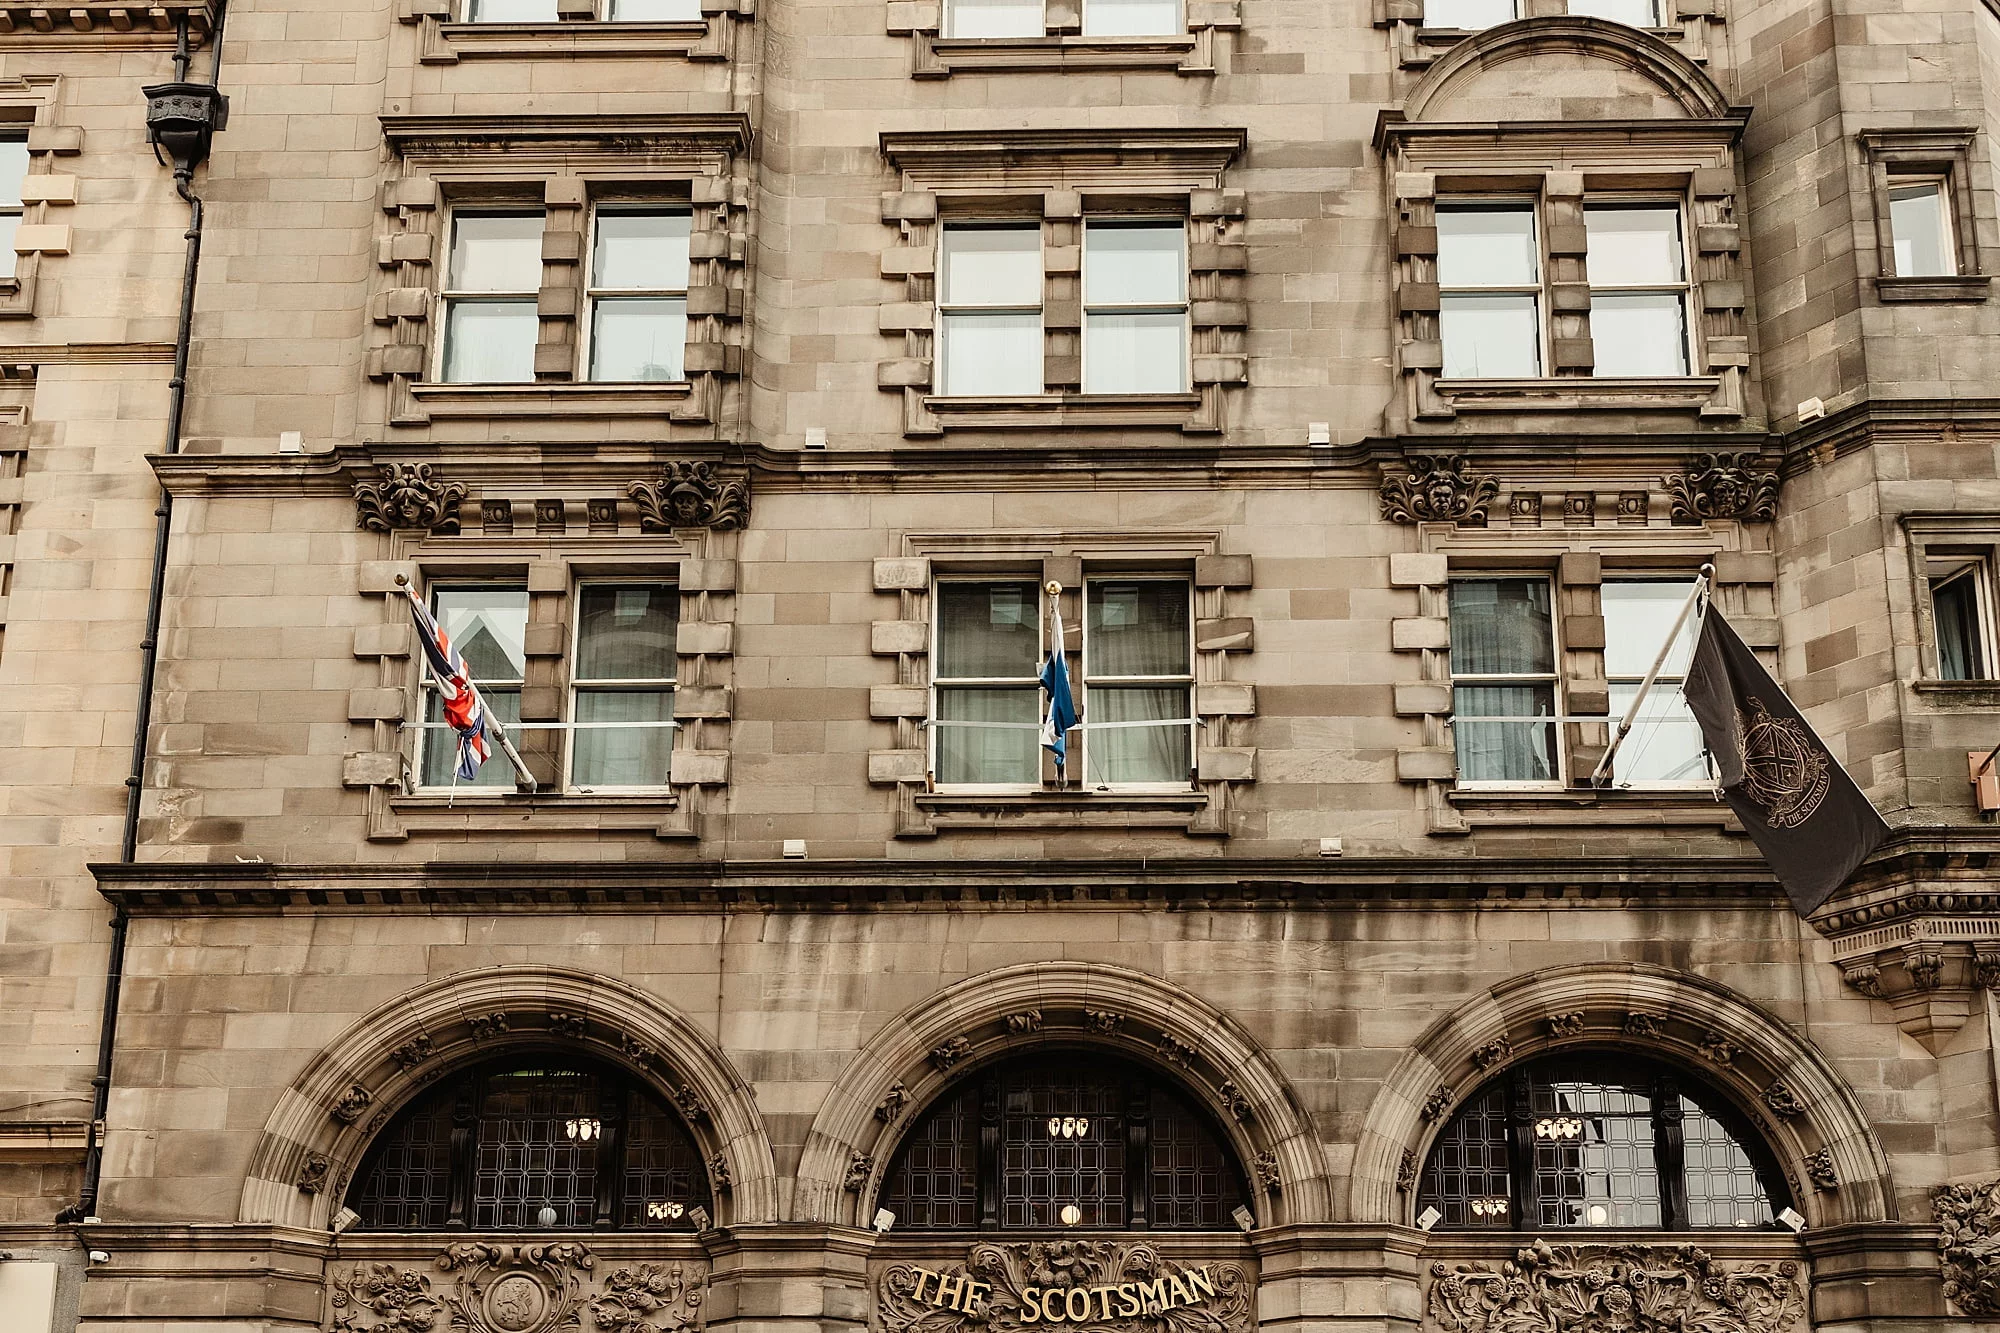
484,1274,550,1332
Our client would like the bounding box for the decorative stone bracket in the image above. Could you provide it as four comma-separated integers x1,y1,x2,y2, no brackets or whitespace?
1820,892,2000,1054
1379,454,1498,526
1664,452,1779,525
868,549,1257,837
353,461,467,534
628,460,750,531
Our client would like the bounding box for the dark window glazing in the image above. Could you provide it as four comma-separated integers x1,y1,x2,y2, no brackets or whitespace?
880,1052,1246,1231
1416,1054,1787,1232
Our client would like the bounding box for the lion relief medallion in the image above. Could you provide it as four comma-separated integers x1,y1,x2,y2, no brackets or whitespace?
483,1273,551,1333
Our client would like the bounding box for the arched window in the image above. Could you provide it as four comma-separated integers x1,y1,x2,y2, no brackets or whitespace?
879,1052,1247,1230
348,1057,710,1231
1417,1053,1789,1231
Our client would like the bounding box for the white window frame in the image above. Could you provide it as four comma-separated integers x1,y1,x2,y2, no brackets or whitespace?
1421,0,1517,29
564,579,680,794
1448,574,1564,791
1079,0,1186,37
0,136,27,282
1584,200,1694,378
1437,199,1545,379
936,221,1045,398
1600,577,1711,790
929,577,1046,792
415,582,529,792
437,208,545,385
1081,218,1191,395
1078,575,1196,791
583,205,692,385
1928,552,1997,681
1887,176,1958,278
1566,0,1659,25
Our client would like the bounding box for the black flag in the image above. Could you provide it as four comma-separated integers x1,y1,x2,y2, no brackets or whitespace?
1683,604,1888,916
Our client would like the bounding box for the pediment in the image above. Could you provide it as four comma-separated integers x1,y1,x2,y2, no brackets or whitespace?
1404,18,1735,124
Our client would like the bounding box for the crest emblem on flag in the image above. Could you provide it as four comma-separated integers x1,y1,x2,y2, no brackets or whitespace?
1733,696,1831,830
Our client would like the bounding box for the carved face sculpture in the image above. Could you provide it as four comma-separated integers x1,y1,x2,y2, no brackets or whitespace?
1700,469,1744,517
1423,471,1464,519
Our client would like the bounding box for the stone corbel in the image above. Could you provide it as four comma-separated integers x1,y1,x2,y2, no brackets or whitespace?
1379,454,1499,526
628,460,750,532
352,461,467,535
1663,451,1779,525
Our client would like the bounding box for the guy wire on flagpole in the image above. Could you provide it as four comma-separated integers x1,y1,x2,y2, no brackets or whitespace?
1589,562,1715,789
395,573,539,793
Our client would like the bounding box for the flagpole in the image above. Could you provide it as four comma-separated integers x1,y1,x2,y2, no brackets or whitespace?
1588,562,1714,789
1046,579,1066,789
394,574,538,793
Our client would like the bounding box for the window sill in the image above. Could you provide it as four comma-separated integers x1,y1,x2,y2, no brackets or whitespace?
1875,274,1990,303
1433,375,1724,414
388,790,690,839
921,33,1202,75
913,787,1214,834
923,391,1204,431
1912,678,2000,708
429,18,718,61
404,379,693,421
1446,786,1739,830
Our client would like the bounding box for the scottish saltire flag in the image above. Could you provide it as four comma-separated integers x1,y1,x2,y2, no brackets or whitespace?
1039,601,1079,775
402,587,496,782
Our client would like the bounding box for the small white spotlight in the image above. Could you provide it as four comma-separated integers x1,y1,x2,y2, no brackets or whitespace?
873,1208,896,1234
1416,1205,1443,1232
1231,1204,1255,1233
1777,1207,1806,1234
330,1207,361,1236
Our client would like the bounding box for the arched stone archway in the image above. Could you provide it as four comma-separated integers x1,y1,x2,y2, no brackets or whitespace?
238,965,778,1228
1350,962,1896,1229
1401,16,1735,124
794,961,1331,1227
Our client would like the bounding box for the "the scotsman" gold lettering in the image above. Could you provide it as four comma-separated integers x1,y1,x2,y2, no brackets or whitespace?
948,1271,1217,1324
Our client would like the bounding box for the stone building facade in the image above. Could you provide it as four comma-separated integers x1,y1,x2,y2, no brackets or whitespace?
2,0,2000,1331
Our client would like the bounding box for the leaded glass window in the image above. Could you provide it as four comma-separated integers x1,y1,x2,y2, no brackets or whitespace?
880,1052,1246,1230
1416,1054,1787,1232
348,1057,710,1231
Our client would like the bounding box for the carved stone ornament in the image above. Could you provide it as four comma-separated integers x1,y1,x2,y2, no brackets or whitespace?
708,1152,732,1193
1547,1011,1585,1038
330,1243,707,1333
1379,454,1499,527
844,1150,874,1193
1253,1150,1281,1194
1084,1010,1123,1035
1470,1036,1512,1070
1624,1013,1663,1040
1806,1148,1839,1192
1842,962,1884,999
1426,1241,1805,1333
1155,1034,1197,1069
549,1012,588,1041
389,1034,435,1071
878,1240,1252,1333
1906,946,1945,993
1663,452,1781,525
1762,1082,1804,1119
354,462,469,535
1420,1083,1456,1123
670,1084,710,1127
1216,1080,1254,1124
1979,950,2000,993
628,461,751,533
297,1153,331,1195
1396,1149,1418,1193
876,1079,912,1124
470,1012,511,1041
331,1083,373,1125
1006,1010,1045,1035
930,1036,972,1071
621,1034,658,1069
1698,1032,1741,1067
1934,1177,2000,1317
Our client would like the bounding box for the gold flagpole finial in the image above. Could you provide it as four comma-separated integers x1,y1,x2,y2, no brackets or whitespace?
1044,580,1062,597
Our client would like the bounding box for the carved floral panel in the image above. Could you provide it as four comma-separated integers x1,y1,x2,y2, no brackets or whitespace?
328,1243,706,1333
1424,1241,1804,1333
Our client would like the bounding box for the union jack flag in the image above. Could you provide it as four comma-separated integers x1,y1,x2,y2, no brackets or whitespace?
402,585,496,781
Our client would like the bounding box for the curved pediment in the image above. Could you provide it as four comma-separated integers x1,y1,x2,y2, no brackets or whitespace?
1404,17,1735,124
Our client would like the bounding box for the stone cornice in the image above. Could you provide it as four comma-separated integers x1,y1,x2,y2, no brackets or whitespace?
1776,397,2000,472
90,853,1793,913
380,112,752,155
879,126,1247,177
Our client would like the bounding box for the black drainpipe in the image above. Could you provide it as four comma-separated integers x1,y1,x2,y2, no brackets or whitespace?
56,3,229,1227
